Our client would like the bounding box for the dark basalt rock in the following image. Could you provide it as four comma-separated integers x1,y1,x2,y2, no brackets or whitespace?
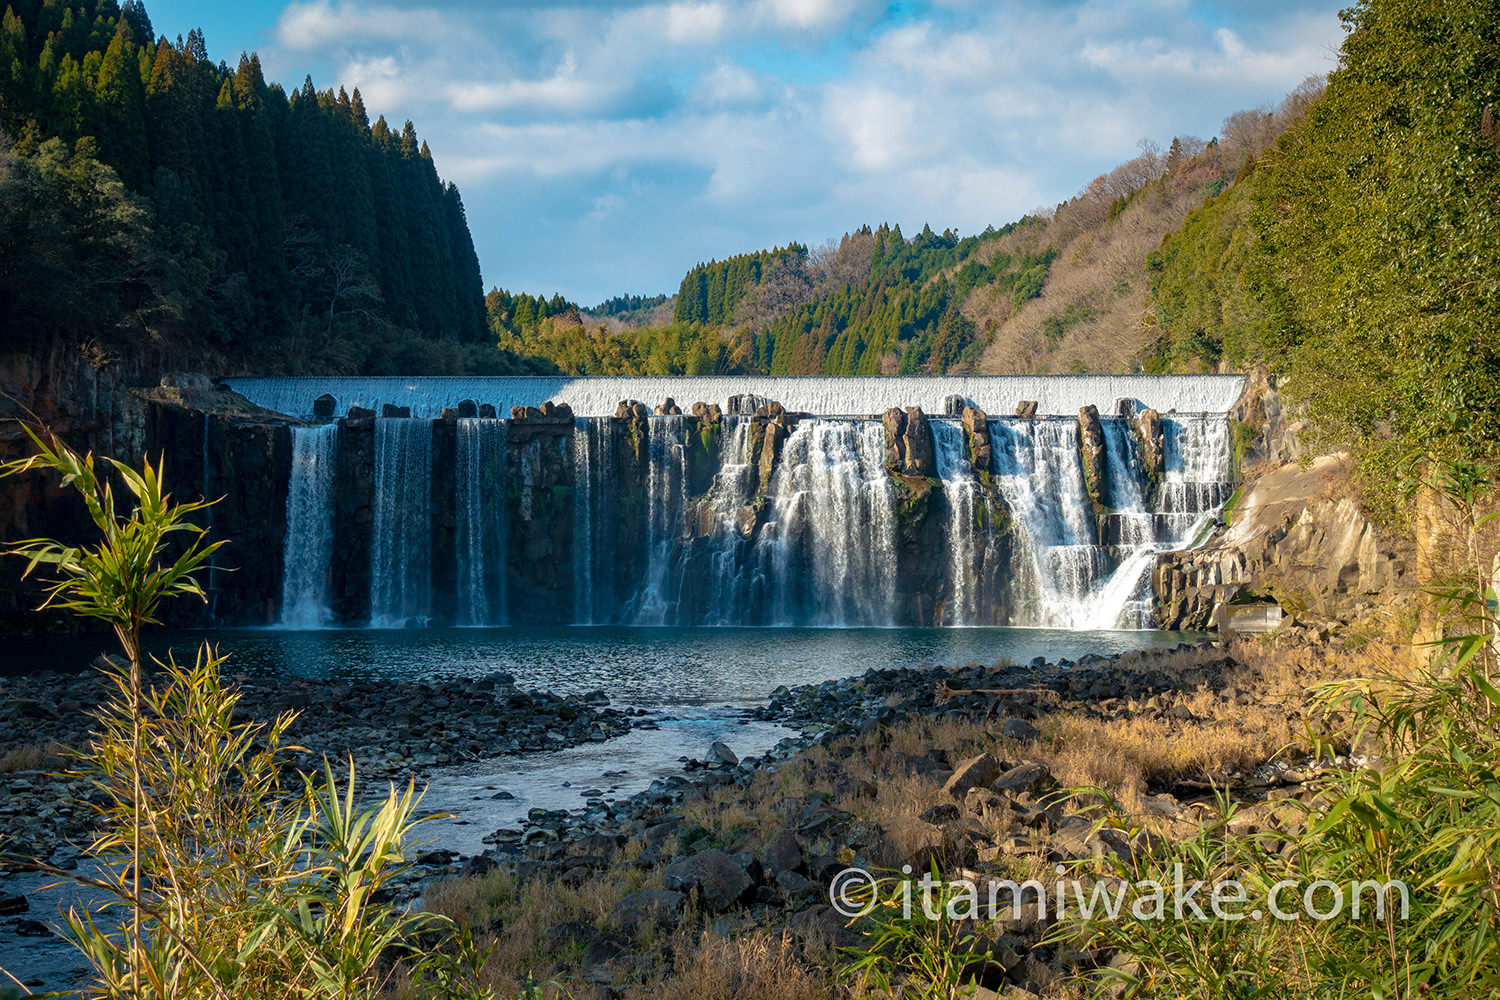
1077,404,1107,511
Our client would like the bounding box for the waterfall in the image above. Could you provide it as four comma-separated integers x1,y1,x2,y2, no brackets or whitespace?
456,418,507,626
697,419,759,625
628,416,689,624
278,397,1238,631
989,418,1107,629
987,415,1235,630
932,420,984,626
571,417,595,625
280,423,338,627
759,420,898,626
371,418,433,627
1161,416,1234,521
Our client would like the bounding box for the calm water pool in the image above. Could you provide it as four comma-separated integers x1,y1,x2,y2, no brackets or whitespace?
5,625,1197,707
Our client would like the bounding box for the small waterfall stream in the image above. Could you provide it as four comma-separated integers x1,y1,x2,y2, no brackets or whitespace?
759,420,899,626
932,420,984,626
629,416,689,625
456,418,508,626
280,423,339,627
371,418,434,628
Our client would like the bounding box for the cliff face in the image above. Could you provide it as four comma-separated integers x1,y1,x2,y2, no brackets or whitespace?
1153,454,1412,630
0,345,301,632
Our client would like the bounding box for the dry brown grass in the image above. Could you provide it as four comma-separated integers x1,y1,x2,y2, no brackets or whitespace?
420,862,667,997
629,931,836,1000
974,167,1222,375
0,742,59,773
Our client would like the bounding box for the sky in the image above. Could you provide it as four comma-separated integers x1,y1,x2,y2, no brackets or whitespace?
140,0,1348,306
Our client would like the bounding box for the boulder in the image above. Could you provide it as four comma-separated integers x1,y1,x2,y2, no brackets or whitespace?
380,403,407,418
962,405,992,471
943,752,1001,799
1000,718,1041,743
477,403,497,418
313,393,337,419
706,741,739,766
878,815,947,870
728,393,765,416
347,405,375,420
1014,400,1039,419
579,931,631,983
963,786,1008,823
882,407,907,468
762,827,804,874
920,802,961,824
664,849,754,912
990,762,1056,798
609,889,684,935
440,407,458,421
457,399,478,418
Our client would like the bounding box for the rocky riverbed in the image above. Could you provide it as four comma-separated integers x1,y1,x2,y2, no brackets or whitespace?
400,635,1357,997
0,662,640,861
2,633,1361,997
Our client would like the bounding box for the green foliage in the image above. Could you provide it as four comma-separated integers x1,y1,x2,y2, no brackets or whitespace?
491,218,1052,377
756,223,1052,377
0,0,489,372
0,432,505,998
838,866,1002,999
0,425,221,663
674,243,807,325
1146,0,1500,517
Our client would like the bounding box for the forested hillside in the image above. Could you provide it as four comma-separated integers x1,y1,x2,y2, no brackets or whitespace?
489,86,1318,379
0,0,541,375
1143,0,1500,520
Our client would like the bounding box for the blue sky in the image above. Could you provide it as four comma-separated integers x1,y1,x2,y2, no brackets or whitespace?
140,0,1346,306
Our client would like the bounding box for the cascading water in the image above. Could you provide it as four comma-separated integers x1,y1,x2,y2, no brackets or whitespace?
932,420,984,626
627,416,689,624
456,418,507,626
371,418,434,627
280,423,339,627
1161,417,1234,524
989,418,1108,628
988,414,1235,629
693,419,759,626
280,392,1238,631
759,420,899,626
571,417,597,624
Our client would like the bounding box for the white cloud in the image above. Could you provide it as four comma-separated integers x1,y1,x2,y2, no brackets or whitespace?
664,1,728,44
255,0,1346,302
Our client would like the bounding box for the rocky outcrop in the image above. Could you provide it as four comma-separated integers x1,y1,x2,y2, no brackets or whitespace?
507,419,576,624
1231,367,1303,470
881,406,936,478
1077,404,1106,511
1134,408,1164,483
1154,454,1412,630
962,406,992,474
1014,400,1038,419
750,401,792,496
